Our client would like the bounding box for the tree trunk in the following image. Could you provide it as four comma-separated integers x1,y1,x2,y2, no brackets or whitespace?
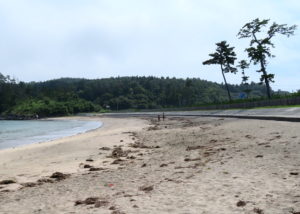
260,59,271,99
220,65,232,101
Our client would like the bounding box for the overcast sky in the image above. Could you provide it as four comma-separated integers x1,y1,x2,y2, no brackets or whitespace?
0,0,299,91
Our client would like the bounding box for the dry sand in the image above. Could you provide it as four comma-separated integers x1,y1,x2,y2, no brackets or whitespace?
0,116,299,214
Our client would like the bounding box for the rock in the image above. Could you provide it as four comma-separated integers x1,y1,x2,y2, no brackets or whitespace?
86,158,94,162
160,164,168,167
290,172,299,176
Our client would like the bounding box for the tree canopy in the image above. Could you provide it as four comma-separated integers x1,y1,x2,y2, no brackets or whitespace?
203,41,237,101
0,75,268,117
237,18,297,98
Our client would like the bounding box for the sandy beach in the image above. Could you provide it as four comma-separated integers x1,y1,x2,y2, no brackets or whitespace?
0,116,299,214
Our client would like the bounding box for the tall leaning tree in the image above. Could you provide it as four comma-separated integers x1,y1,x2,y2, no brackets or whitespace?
203,41,237,101
238,18,297,99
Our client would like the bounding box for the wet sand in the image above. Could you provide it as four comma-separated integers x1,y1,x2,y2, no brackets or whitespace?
0,116,299,214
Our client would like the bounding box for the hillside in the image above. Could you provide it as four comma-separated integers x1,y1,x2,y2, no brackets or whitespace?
0,75,268,117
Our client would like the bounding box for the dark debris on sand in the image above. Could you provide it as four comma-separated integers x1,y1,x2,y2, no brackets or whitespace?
253,208,264,214
111,210,126,214
186,145,205,151
129,142,151,149
37,178,54,184
139,185,154,192
236,200,247,207
50,172,70,181
75,197,109,208
99,147,111,151
0,180,16,185
21,182,37,188
89,167,105,171
110,147,130,158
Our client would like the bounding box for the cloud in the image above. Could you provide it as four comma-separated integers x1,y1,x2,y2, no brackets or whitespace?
0,0,299,91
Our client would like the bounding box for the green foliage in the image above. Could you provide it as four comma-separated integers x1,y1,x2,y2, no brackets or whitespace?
238,18,297,98
8,98,100,117
202,41,237,74
237,60,251,98
203,41,237,101
0,73,283,116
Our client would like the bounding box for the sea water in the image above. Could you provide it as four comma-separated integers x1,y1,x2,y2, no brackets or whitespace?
0,120,102,150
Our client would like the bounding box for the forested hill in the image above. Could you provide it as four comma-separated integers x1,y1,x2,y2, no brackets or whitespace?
1,76,268,117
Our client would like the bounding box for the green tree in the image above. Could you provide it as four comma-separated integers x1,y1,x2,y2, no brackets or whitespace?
237,60,251,98
238,18,297,99
203,41,237,101
237,60,250,84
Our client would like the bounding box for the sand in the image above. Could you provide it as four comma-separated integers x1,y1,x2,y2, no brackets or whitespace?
0,116,299,214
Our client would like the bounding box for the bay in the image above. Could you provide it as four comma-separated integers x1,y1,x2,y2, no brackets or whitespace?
0,119,102,150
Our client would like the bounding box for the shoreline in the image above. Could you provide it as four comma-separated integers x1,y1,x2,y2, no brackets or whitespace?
0,116,148,184
0,117,103,151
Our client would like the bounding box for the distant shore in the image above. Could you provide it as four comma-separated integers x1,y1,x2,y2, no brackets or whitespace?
0,114,42,120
